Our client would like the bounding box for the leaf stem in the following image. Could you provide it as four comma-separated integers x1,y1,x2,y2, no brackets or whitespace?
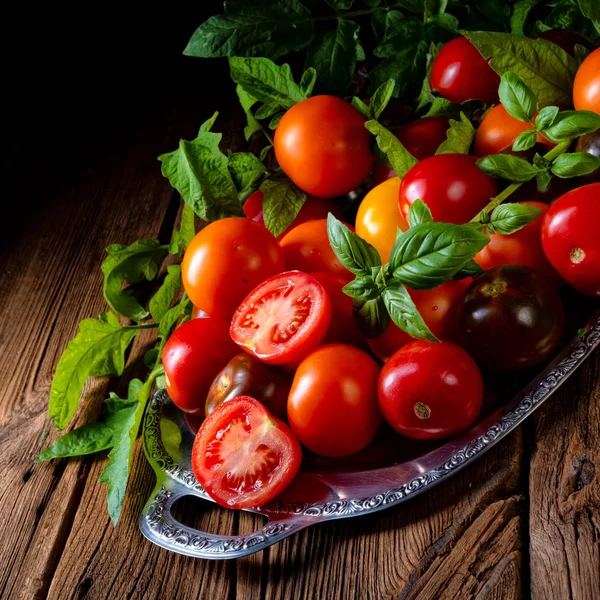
313,2,402,21
260,124,274,146
124,322,159,331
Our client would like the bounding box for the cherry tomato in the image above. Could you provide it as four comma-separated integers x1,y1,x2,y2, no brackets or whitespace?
459,265,565,371
162,318,239,414
355,178,408,263
182,217,285,319
274,95,375,198
191,305,210,319
230,271,331,365
535,29,596,55
279,219,351,275
243,191,343,239
192,396,302,509
205,353,291,419
541,183,600,296
399,154,497,224
474,105,552,157
575,129,600,185
510,175,574,205
573,48,600,114
368,279,470,362
287,344,381,457
431,37,500,105
474,201,561,286
378,340,483,440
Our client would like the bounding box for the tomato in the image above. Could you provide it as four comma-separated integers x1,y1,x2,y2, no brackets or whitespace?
459,265,565,371
287,344,381,457
474,105,552,157
274,95,375,198
541,183,600,296
575,129,600,185
191,305,210,319
310,272,367,349
474,201,561,286
368,279,471,362
243,191,343,239
399,154,497,224
510,175,574,205
192,396,302,509
535,30,596,55
378,341,483,440
573,48,600,114
205,353,291,419
182,217,285,319
355,178,409,263
230,271,332,365
162,318,239,414
431,37,500,105
279,218,351,275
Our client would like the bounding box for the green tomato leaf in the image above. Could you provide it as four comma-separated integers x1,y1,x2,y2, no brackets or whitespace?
351,295,390,338
407,199,433,228
534,105,559,131
551,152,600,177
49,312,139,430
435,112,475,155
370,79,395,120
228,152,266,201
543,110,600,142
351,96,372,120
101,240,168,321
579,0,600,20
255,103,280,120
416,41,443,111
365,120,418,178
235,85,262,142
510,0,540,35
269,113,285,130
499,71,537,123
158,298,190,350
37,421,116,461
184,0,314,60
149,265,181,323
259,177,307,238
199,111,219,134
512,129,537,152
424,98,484,119
179,204,196,249
488,202,542,234
477,154,545,182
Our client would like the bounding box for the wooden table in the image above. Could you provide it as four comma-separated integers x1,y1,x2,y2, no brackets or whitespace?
2,10,599,600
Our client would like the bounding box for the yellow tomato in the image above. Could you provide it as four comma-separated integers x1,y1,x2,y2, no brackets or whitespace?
355,178,408,263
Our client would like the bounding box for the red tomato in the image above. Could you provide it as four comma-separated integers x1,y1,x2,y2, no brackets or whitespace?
274,95,375,198
399,154,497,224
182,217,285,319
191,305,210,319
541,183,600,296
310,272,367,349
378,341,483,440
368,279,470,362
287,344,381,457
243,191,343,239
162,318,239,414
475,201,561,286
230,271,332,365
535,29,596,55
192,396,302,508
431,37,500,105
279,219,351,275
573,48,600,113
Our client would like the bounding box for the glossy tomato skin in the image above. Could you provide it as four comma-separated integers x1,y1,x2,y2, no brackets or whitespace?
368,279,470,362
399,154,497,224
541,183,600,296
378,341,483,440
243,191,343,239
459,265,565,371
182,218,285,319
274,96,375,198
287,344,381,457
230,270,332,365
192,396,302,509
431,37,500,105
191,305,210,319
475,201,561,286
205,353,291,419
280,219,351,275
162,318,239,414
573,48,600,113
355,178,408,263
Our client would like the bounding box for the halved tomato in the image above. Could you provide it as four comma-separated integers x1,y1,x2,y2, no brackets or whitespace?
192,396,302,508
230,271,332,365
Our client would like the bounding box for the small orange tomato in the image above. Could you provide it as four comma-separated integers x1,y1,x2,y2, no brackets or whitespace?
573,48,600,114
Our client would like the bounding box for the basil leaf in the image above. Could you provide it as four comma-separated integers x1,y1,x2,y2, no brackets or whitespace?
477,154,545,182
462,31,579,108
408,199,433,228
351,97,371,120
534,105,559,132
488,203,542,235
499,71,537,123
435,112,475,155
389,223,489,290
536,169,553,192
382,282,439,343
235,85,262,141
184,0,314,60
510,0,540,35
260,178,307,238
365,120,418,178
304,20,359,97
228,152,266,201
149,265,181,323
101,240,168,322
352,295,390,338
424,98,484,119
327,214,381,275
370,79,395,120
543,110,600,142
49,313,139,430
342,276,381,301
551,152,600,177
512,129,537,152
454,259,483,279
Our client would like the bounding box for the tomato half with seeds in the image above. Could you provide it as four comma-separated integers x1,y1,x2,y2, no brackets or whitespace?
192,396,302,509
230,271,332,365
